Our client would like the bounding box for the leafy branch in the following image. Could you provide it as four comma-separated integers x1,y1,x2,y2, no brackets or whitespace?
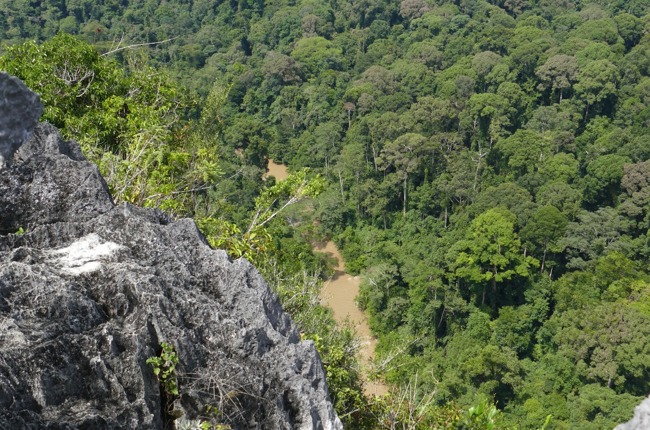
246,168,324,234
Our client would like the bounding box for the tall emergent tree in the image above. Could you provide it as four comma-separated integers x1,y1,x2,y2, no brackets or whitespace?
452,208,539,313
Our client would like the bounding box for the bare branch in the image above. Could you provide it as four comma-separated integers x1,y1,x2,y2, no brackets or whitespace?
101,37,179,56
53,60,95,97
106,34,126,55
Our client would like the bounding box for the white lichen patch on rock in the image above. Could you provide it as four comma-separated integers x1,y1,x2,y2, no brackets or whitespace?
0,317,27,348
49,233,123,275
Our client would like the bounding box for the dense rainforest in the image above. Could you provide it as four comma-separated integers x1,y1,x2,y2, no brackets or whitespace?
1,0,649,428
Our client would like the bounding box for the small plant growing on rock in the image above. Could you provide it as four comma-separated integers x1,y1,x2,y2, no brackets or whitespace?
147,342,179,397
199,405,231,429
147,344,231,430
174,417,230,430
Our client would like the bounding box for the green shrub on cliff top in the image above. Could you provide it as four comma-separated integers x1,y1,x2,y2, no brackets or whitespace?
0,34,221,216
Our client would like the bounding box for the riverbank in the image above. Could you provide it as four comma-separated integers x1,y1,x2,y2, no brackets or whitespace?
266,158,388,396
314,241,389,397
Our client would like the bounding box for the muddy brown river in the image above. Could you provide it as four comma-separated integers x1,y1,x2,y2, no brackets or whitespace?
314,241,389,396
267,160,388,396
265,159,289,181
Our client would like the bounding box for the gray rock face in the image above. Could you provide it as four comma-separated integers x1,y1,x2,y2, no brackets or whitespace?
0,74,342,430
615,396,650,430
0,72,43,166
0,123,114,235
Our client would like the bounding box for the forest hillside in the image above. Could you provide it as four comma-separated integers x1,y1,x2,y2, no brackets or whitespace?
1,0,649,428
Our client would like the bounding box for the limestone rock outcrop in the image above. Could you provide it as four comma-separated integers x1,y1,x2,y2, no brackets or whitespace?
0,73,342,429
0,72,43,166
